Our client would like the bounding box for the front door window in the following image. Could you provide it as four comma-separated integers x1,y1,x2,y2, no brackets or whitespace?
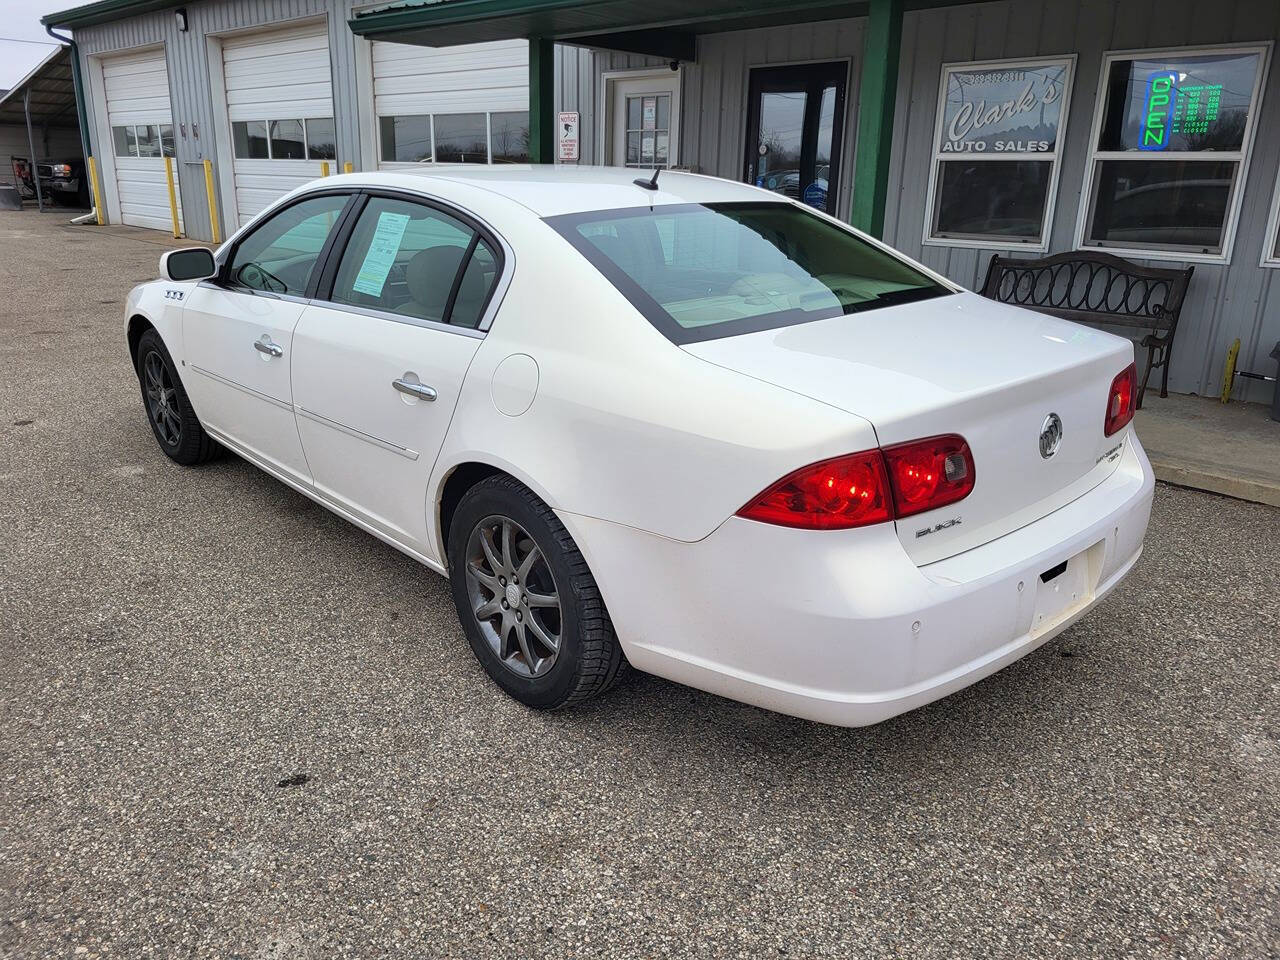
744,62,848,215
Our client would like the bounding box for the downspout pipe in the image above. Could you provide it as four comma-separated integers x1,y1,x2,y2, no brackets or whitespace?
44,25,94,170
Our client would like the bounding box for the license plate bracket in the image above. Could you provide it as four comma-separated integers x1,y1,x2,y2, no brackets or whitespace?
1031,549,1092,636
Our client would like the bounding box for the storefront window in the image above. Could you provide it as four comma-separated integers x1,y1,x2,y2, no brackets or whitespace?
1080,46,1269,261
925,56,1075,249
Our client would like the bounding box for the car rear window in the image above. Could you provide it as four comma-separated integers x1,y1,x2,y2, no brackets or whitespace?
546,202,953,343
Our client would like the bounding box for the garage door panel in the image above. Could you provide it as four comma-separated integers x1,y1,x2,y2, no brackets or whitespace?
377,87,526,116
222,23,334,226
371,39,529,118
225,82,334,119
373,43,527,76
375,67,527,98
103,49,182,231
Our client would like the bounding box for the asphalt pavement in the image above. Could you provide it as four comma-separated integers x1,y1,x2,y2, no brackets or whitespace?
1,209,1278,959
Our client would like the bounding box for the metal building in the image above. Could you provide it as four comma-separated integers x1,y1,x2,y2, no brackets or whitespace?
40,0,1280,402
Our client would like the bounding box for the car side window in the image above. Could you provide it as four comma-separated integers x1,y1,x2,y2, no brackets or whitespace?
329,196,500,328
227,194,351,297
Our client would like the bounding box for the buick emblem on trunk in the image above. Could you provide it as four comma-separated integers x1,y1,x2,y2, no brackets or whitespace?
1039,413,1063,459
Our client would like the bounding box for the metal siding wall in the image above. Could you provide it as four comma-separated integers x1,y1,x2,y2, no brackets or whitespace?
73,0,363,244
883,0,1280,402
681,20,864,221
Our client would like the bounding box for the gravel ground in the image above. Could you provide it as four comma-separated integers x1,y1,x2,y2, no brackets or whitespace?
1,209,1278,959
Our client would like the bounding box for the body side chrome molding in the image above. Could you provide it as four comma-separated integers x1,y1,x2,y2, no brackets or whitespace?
189,363,293,412
294,405,420,461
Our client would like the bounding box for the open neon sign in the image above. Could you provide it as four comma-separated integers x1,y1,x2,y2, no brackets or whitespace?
1141,70,1178,150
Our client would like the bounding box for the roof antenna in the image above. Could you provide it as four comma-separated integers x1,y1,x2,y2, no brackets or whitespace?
633,167,660,191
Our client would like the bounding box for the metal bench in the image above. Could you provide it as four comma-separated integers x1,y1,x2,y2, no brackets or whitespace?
979,250,1194,408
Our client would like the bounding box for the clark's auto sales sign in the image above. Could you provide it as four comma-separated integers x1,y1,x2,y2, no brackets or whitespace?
940,59,1072,154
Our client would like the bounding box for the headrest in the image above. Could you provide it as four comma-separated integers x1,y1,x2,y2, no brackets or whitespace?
405,244,473,317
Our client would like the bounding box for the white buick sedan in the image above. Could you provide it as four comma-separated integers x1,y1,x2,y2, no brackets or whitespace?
126,167,1153,727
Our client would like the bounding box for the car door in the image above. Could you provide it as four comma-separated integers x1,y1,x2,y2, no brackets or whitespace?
181,191,354,485
291,192,505,560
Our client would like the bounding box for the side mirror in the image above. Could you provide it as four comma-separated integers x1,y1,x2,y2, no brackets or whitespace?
160,247,218,282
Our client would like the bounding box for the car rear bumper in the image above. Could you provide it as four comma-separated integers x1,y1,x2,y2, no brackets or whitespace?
560,430,1154,727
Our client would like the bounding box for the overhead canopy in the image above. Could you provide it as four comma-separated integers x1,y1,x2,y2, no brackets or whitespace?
0,46,79,129
349,0,966,59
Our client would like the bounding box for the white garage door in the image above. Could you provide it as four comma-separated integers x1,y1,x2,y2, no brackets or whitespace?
223,21,335,226
103,49,183,231
373,40,529,168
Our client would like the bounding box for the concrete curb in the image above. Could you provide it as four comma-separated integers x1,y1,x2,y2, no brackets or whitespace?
1149,457,1280,508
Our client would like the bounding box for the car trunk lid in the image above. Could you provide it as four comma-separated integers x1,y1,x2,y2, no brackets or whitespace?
683,292,1134,564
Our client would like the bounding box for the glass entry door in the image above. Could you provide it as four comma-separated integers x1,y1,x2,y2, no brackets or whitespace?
743,62,848,215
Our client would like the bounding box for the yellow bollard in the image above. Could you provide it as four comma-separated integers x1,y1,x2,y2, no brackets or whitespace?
163,155,181,239
202,158,220,245
321,161,330,177
343,162,353,174
87,155,104,225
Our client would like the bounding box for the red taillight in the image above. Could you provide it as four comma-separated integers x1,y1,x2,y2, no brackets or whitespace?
882,434,976,518
736,450,893,530
1104,362,1137,436
736,435,976,530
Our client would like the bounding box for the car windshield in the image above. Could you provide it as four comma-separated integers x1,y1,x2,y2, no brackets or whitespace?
546,202,953,343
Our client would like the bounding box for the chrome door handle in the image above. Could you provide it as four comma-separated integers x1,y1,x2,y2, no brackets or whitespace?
393,378,437,401
254,339,283,358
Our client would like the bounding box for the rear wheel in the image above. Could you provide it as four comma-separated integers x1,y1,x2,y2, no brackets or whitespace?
448,475,627,709
135,329,219,465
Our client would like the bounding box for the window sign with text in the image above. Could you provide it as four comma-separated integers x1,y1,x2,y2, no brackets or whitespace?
1079,45,1270,262
925,56,1075,249
940,62,1069,154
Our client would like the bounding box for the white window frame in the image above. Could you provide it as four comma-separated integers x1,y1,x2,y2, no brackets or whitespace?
922,54,1076,253
1263,163,1280,268
1073,42,1273,265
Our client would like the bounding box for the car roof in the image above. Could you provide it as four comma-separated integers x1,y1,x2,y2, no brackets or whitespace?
323,165,778,218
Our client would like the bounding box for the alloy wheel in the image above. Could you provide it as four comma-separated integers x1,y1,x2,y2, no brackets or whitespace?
143,350,182,446
464,515,563,679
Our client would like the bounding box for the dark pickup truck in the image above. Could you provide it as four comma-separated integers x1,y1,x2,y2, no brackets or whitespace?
11,156,90,206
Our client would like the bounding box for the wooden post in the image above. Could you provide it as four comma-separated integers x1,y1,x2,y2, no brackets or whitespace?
528,37,555,164
850,0,903,238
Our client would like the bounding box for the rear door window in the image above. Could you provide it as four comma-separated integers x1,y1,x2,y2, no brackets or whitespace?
328,196,501,328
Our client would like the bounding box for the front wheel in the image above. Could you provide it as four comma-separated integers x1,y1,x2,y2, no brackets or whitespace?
135,329,219,465
448,475,627,710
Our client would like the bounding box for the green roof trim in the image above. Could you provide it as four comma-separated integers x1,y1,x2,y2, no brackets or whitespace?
348,0,983,48
42,0,183,29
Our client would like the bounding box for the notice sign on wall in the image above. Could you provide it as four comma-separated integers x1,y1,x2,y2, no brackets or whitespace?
558,111,580,162
938,58,1072,154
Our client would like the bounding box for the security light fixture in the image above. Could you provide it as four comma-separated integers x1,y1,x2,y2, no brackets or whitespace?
175,8,188,31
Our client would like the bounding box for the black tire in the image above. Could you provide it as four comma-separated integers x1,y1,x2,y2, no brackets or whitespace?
448,474,627,710
135,329,219,466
